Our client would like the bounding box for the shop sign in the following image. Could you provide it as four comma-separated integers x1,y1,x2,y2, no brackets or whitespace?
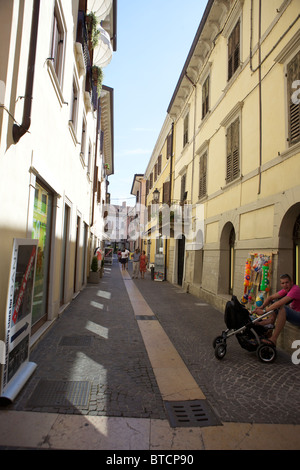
1,239,38,401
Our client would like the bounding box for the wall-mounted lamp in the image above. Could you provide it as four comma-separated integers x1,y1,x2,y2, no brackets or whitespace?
153,188,160,203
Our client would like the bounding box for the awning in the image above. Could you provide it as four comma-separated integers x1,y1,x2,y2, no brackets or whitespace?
93,26,113,68
87,0,113,21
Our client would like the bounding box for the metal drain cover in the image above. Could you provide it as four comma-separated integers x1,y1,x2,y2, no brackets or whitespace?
26,380,91,408
59,335,92,347
164,400,221,428
135,315,157,320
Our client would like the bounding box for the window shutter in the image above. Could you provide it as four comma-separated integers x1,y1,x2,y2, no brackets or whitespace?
199,152,207,198
202,76,209,118
158,155,162,174
226,118,240,183
163,181,170,204
167,133,172,159
228,21,240,80
180,174,186,202
287,51,300,146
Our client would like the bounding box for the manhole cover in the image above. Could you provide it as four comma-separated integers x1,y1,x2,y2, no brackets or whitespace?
164,400,221,428
26,380,91,408
59,336,92,347
135,315,157,320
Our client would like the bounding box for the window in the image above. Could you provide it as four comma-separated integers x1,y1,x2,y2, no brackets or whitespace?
80,117,87,163
180,173,186,202
199,152,207,199
167,133,172,159
150,172,153,189
70,78,79,131
228,21,240,81
202,76,210,118
287,50,300,146
183,113,189,147
157,155,162,175
226,117,240,183
50,2,65,86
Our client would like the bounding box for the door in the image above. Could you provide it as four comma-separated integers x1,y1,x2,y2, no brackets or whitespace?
177,234,185,285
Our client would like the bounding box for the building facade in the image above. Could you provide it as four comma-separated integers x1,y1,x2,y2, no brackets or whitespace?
143,0,300,352
0,0,117,396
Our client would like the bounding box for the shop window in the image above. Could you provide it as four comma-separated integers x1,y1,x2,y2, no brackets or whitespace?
32,181,53,330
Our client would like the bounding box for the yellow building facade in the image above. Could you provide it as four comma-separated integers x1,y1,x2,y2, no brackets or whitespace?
146,0,300,352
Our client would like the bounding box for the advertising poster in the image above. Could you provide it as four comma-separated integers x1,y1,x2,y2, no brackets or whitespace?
154,254,165,281
1,239,38,402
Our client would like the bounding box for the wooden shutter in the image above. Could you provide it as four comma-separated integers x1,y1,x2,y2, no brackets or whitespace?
226,118,240,183
167,133,172,159
202,76,209,118
183,114,189,146
163,181,170,204
180,174,186,202
228,21,240,80
199,152,207,198
287,51,300,146
158,155,162,175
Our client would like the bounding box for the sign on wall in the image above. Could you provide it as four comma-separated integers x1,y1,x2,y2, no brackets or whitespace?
0,239,38,402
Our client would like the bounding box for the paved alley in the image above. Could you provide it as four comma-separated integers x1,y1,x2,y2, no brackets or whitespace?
1,258,300,450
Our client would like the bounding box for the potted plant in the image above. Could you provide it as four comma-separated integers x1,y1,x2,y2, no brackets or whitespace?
92,65,103,94
85,12,100,48
88,256,99,283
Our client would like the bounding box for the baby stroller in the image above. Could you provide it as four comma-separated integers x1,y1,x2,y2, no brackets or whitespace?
213,296,277,363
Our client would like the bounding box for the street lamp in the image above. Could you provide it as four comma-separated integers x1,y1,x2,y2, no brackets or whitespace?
153,188,160,203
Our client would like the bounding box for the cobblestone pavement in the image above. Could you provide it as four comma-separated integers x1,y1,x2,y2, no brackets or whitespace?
5,259,300,425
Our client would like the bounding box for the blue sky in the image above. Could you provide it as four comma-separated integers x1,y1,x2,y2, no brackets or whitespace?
103,1,207,205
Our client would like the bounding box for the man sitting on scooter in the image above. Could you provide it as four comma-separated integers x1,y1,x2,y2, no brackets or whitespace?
254,274,300,347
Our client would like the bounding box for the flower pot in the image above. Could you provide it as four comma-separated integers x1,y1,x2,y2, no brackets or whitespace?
88,271,99,284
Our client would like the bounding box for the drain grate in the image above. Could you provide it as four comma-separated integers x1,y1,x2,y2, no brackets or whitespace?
164,400,221,428
135,315,157,321
59,335,92,347
26,380,91,408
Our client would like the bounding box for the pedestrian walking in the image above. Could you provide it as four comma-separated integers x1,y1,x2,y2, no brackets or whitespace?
132,248,140,278
140,250,148,279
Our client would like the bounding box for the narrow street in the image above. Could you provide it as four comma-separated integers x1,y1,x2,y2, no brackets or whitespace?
0,257,300,451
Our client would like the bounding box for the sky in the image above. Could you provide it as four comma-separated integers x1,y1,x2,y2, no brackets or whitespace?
102,0,207,205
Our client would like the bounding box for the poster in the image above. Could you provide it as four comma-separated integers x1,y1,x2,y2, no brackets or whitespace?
154,254,165,281
1,239,38,402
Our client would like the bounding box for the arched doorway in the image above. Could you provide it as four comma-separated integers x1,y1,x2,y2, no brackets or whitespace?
278,203,300,285
219,222,235,295
293,214,300,286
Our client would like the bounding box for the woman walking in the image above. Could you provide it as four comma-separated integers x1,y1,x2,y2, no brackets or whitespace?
139,251,148,279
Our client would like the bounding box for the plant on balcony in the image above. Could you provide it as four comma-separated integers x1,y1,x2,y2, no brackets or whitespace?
92,65,103,94
85,12,100,48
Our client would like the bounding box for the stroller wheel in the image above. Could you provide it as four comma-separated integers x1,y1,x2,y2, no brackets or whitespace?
256,343,277,363
215,342,227,360
213,336,224,348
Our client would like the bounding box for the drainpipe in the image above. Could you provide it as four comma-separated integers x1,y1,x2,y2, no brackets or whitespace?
258,0,262,195
13,0,40,143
